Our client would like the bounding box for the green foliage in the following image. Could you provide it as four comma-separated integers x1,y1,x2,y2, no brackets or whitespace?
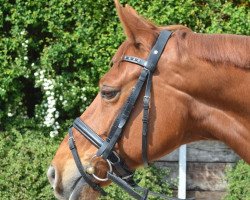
0,125,61,199
224,160,250,200
100,165,173,200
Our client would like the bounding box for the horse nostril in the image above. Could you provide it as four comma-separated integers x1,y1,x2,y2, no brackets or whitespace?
47,165,56,186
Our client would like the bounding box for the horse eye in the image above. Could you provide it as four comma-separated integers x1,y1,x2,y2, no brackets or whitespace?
101,90,119,100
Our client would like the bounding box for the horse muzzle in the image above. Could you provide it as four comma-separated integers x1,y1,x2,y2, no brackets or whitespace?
47,164,100,200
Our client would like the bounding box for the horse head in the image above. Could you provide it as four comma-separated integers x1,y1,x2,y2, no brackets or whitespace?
48,0,250,199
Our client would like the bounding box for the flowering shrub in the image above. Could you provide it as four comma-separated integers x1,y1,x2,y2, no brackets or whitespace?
0,0,248,136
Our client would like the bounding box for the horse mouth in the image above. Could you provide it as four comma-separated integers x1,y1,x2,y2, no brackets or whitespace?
68,177,100,200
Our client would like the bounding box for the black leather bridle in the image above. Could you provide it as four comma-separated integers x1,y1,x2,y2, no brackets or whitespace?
68,30,193,200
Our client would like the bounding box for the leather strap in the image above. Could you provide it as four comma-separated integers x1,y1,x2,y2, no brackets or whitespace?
68,128,107,195
96,69,149,159
142,72,152,166
107,172,145,200
73,117,103,148
73,118,135,179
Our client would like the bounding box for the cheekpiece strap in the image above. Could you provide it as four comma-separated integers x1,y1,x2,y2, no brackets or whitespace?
68,128,107,195
145,30,172,72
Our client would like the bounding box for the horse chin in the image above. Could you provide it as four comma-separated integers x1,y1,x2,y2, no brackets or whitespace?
77,186,100,200
69,179,100,200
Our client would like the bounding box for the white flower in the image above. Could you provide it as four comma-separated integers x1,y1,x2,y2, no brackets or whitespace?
24,56,28,60
59,95,63,101
7,113,13,117
48,99,56,105
48,107,56,113
50,130,58,138
40,74,44,79
55,111,59,118
47,112,54,118
34,72,39,76
47,96,53,100
44,117,55,127
25,40,29,44
31,63,35,67
48,85,54,90
43,82,50,88
20,30,25,35
83,97,87,102
47,103,53,108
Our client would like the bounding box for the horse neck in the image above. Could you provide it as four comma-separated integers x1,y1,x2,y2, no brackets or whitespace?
162,31,250,163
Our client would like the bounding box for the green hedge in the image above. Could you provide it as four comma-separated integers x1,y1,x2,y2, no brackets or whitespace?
0,126,59,199
224,160,250,200
100,166,173,200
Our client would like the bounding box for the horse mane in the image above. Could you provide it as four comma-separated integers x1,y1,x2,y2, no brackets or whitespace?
182,31,250,69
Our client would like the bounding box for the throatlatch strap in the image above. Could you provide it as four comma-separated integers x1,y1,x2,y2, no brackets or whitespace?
142,72,153,166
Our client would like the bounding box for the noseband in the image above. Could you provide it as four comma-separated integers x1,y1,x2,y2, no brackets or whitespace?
68,30,190,200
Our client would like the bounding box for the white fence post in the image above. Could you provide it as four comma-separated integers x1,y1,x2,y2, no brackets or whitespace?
178,145,187,199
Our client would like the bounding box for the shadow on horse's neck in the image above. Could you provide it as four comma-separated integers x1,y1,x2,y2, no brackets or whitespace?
166,31,250,163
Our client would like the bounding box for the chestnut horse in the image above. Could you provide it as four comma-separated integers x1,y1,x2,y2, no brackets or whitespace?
48,1,250,199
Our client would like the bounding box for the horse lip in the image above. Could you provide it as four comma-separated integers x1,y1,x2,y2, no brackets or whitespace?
69,177,87,200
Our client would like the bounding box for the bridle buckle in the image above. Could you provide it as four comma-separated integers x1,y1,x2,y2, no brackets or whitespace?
68,136,76,150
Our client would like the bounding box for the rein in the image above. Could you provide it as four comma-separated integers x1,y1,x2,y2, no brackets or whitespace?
68,30,194,200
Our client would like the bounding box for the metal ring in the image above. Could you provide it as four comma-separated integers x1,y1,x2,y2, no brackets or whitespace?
88,155,112,182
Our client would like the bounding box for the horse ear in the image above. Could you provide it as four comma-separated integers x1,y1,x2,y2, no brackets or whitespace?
114,0,159,48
